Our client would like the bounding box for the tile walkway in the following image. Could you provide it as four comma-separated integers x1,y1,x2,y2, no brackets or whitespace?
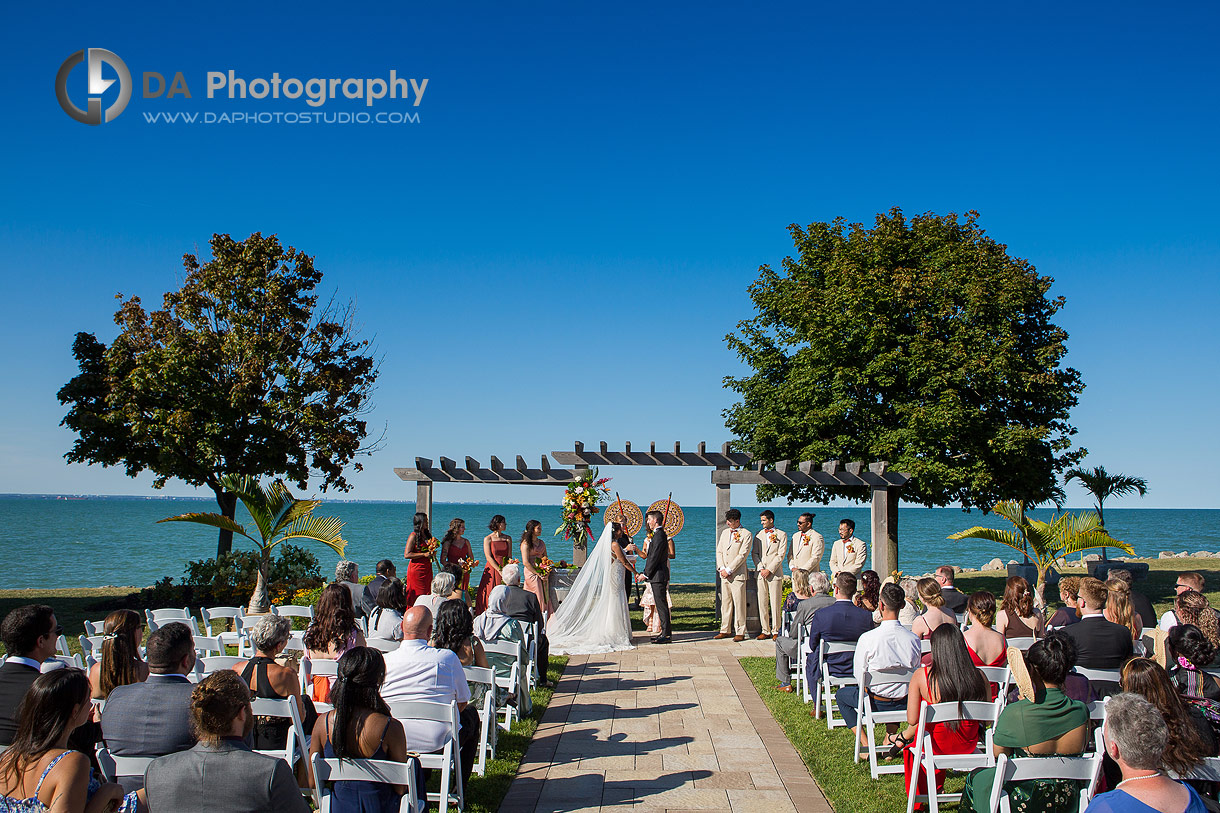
499,631,834,813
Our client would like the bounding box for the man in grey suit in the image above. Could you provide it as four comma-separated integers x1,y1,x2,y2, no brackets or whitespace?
102,622,197,793
144,670,308,812
774,570,835,692
360,559,397,615
500,563,551,688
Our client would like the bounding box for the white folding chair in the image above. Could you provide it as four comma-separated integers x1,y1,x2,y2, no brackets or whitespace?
905,698,1002,813
95,747,155,783
201,606,245,650
302,657,339,714
463,665,497,776
198,655,245,677
79,635,103,668
516,621,540,689
55,635,72,657
311,753,420,813
250,697,317,807
366,637,400,653
920,639,933,655
193,635,225,657
481,639,526,730
815,641,857,728
987,752,1103,812
387,700,464,811
1005,637,1036,652
855,668,916,778
978,666,1012,707
145,608,200,635
83,620,107,636
273,604,315,622
41,654,83,671
1086,699,1108,752
790,620,806,697
1074,666,1122,685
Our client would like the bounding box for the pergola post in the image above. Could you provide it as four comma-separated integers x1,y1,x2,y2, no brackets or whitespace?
416,480,433,526
870,486,898,577
713,478,730,624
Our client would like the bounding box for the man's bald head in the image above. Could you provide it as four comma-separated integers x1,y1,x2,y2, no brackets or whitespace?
401,606,433,641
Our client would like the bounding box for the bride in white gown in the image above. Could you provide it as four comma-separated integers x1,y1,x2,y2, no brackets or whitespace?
547,521,637,655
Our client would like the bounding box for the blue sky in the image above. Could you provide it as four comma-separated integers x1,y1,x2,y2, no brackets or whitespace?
1,2,1217,509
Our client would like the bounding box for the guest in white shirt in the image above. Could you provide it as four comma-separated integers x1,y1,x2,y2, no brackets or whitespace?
1159,572,1211,631
836,583,921,751
413,572,457,616
381,606,477,784
368,577,408,641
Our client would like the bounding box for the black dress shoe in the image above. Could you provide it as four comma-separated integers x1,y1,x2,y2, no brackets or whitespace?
651,636,672,644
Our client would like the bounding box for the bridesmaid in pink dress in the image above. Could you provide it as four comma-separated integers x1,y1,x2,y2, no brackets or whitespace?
475,515,512,615
441,518,474,595
520,519,555,615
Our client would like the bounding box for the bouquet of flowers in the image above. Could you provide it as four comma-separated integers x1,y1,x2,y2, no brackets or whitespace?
418,536,440,561
457,556,479,574
535,556,556,577
557,468,611,548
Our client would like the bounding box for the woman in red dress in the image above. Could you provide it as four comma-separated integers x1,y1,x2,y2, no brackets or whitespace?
441,518,474,595
475,515,512,615
402,511,435,607
898,624,990,810
961,591,1008,699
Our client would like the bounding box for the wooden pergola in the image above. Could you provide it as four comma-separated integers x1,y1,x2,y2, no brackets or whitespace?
396,441,910,575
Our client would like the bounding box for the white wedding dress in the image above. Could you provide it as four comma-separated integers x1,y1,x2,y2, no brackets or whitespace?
547,522,634,655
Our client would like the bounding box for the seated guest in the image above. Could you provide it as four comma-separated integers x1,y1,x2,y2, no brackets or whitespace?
0,604,60,746
88,609,148,701
232,614,316,753
1085,692,1209,813
145,670,309,813
805,571,873,714
898,579,920,627
774,570,833,693
960,635,1090,812
855,570,881,617
1170,590,1220,654
304,583,367,704
473,586,531,712
935,566,969,616
899,625,990,807
361,559,397,616
334,560,367,619
0,668,135,812
996,576,1045,640
413,572,457,616
782,568,807,615
837,583,921,752
1107,568,1156,630
101,621,197,793
1120,658,1216,761
382,607,477,785
1159,572,1211,631
910,577,957,639
963,591,1007,667
440,564,468,604
498,564,551,689
1167,624,1220,701
1047,576,1081,629
368,578,408,642
308,648,420,813
433,599,490,671
1105,578,1144,652
1063,577,1134,696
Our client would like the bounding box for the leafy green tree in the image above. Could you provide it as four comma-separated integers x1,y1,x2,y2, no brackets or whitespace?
948,500,1133,607
159,475,346,613
58,232,379,555
724,209,1086,511
1065,465,1148,561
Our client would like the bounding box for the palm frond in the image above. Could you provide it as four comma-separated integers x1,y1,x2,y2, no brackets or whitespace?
990,500,1028,529
278,515,347,557
1058,534,1134,557
272,497,322,537
949,526,1022,551
157,512,257,544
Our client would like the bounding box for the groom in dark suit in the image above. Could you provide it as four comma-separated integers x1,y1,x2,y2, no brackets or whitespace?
643,510,672,643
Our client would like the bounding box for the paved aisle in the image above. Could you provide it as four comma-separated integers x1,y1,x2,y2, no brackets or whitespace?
499,632,834,813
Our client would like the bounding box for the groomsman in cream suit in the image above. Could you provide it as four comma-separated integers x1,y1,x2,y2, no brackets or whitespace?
714,508,753,642
755,510,788,640
829,518,867,579
789,512,824,576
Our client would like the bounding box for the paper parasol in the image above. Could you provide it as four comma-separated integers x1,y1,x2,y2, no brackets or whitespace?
648,498,685,538
603,498,643,537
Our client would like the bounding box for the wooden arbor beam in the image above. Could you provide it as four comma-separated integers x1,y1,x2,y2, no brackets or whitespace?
551,441,751,468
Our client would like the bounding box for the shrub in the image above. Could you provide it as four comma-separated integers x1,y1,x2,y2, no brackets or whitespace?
125,544,323,609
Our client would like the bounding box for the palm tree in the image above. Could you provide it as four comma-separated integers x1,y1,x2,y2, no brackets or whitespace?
949,500,1134,609
1065,466,1148,560
159,475,347,614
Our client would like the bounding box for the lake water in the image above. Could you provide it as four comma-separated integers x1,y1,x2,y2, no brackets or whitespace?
2,497,1217,590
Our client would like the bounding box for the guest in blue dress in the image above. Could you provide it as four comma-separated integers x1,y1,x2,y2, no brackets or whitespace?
1085,692,1209,813
0,668,137,812
309,647,424,813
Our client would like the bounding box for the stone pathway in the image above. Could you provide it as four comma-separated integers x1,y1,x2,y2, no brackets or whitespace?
499,631,834,813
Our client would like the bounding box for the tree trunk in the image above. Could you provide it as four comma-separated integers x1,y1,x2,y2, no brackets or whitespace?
215,491,238,557
1098,502,1108,561
1033,563,1049,611
248,548,271,614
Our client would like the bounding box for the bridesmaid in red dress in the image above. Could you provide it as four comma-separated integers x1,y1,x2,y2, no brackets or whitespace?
520,519,555,616
475,515,512,615
441,518,474,595
897,625,990,810
402,512,435,607
961,591,1008,699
